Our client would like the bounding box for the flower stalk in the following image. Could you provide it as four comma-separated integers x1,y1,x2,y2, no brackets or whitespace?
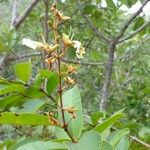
22,3,85,143
51,3,76,142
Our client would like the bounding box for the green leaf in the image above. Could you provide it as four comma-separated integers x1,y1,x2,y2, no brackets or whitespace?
96,0,101,4
101,141,114,150
107,128,129,147
0,94,26,111
101,128,110,141
14,140,67,150
0,42,7,52
66,130,101,150
0,83,25,95
56,86,83,140
115,136,129,150
91,111,105,125
105,0,116,11
143,88,150,94
14,61,32,83
133,17,145,31
138,127,150,141
46,72,59,95
0,139,15,150
95,113,124,133
23,86,45,98
33,74,43,87
120,0,138,8
83,5,96,14
0,112,50,125
14,99,45,113
39,69,54,78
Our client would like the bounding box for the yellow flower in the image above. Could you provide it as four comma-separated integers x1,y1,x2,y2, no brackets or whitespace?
62,34,72,46
66,76,76,85
51,3,70,22
45,44,59,53
65,64,77,74
62,34,86,58
22,38,44,50
57,11,70,21
45,57,56,65
63,106,77,118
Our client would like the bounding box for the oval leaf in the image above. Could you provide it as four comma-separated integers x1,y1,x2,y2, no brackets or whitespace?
95,113,124,133
0,83,25,95
101,141,114,150
91,111,105,125
14,61,32,83
46,73,59,95
56,86,83,141
14,140,67,150
115,136,129,150
107,128,129,147
66,130,101,150
0,112,50,125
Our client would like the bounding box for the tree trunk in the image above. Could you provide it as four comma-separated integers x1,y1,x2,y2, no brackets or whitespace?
100,40,116,111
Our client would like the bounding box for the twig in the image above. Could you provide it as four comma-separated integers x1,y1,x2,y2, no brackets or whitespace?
121,77,134,88
13,52,104,67
13,0,40,29
42,0,49,68
129,135,150,148
116,0,149,40
62,58,104,66
52,15,76,142
77,0,110,43
119,20,150,43
84,34,95,50
7,78,57,105
18,52,41,60
43,0,49,42
11,0,20,29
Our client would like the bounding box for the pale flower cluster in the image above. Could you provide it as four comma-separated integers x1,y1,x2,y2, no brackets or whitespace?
62,34,85,58
22,34,85,59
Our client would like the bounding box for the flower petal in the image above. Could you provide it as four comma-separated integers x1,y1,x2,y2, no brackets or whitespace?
62,34,72,46
22,38,44,50
72,40,81,51
76,47,85,59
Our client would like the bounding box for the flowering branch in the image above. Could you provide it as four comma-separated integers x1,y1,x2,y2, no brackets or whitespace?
22,3,86,142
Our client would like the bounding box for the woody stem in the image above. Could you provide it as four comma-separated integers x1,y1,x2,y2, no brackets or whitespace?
53,18,76,142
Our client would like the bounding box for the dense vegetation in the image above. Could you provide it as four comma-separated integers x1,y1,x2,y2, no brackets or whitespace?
0,0,150,149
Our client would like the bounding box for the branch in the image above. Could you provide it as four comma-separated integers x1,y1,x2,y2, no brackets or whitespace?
84,34,95,50
121,77,134,88
13,52,104,67
129,135,150,149
43,0,49,42
13,0,40,29
100,39,117,111
119,20,150,43
77,0,110,43
17,52,41,60
62,58,104,66
11,0,20,29
116,0,149,40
